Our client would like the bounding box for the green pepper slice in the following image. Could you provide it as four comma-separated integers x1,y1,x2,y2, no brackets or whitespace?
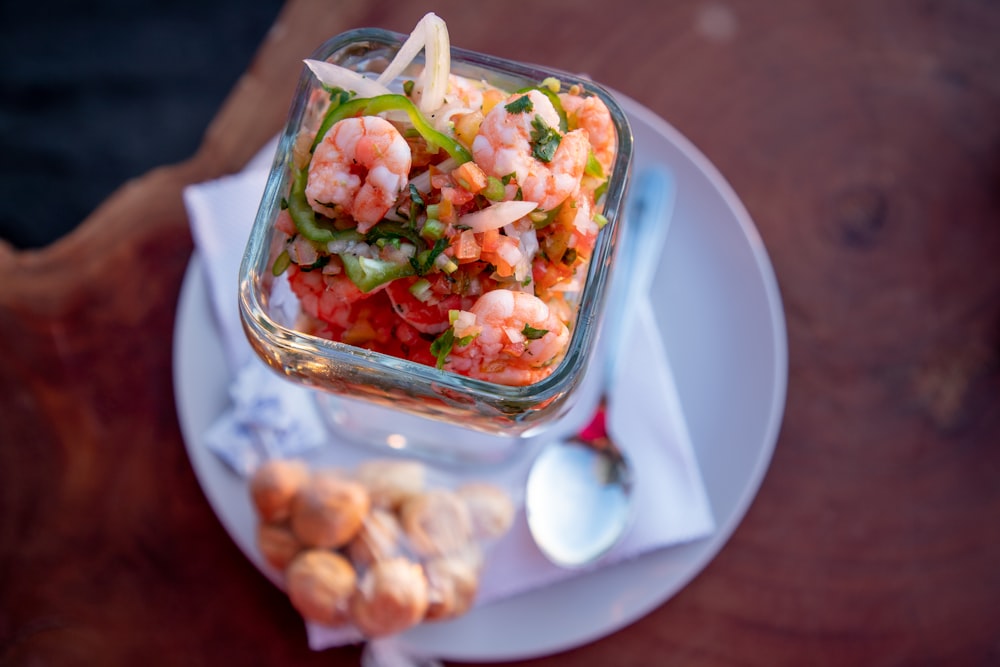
287,168,365,245
310,93,473,164
339,253,414,293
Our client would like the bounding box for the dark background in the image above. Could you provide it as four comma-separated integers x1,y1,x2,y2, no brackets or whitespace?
0,0,285,249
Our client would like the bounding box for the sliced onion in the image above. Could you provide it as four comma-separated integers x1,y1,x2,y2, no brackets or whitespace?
452,310,479,338
304,59,393,98
429,101,476,133
408,157,457,193
458,201,539,233
419,14,450,113
503,326,526,345
495,236,524,269
372,12,450,115
376,13,435,85
503,220,539,284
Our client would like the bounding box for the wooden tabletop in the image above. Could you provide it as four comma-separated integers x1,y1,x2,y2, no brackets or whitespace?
2,0,998,664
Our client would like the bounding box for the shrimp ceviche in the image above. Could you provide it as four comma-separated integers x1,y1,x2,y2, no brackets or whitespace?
271,14,619,387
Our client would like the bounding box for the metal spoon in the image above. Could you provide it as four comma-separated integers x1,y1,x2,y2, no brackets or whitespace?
525,165,677,568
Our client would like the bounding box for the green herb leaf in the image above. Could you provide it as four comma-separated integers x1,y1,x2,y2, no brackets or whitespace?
522,324,549,340
409,237,448,275
430,328,455,369
504,95,534,114
530,115,561,163
409,183,424,207
429,328,475,369
516,85,568,132
365,221,423,248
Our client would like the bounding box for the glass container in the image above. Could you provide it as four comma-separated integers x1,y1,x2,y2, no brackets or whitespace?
238,27,633,464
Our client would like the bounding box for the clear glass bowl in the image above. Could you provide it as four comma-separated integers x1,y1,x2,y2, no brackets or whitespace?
238,27,633,464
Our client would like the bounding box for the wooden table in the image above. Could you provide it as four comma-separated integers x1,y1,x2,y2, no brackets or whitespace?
3,0,998,664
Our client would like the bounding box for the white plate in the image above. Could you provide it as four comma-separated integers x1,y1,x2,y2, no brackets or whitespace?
172,94,787,662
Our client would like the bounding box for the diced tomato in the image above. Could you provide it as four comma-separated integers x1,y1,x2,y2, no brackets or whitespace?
533,255,575,293
453,229,481,262
386,276,476,334
451,161,488,193
481,234,520,278
441,185,475,209
479,227,501,253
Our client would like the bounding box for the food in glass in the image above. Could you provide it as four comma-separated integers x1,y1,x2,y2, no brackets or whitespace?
239,13,632,441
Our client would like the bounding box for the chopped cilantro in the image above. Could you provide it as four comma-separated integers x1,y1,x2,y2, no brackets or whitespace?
430,328,474,369
409,183,424,207
530,115,561,163
409,237,449,275
522,324,549,340
365,221,423,248
504,95,534,114
408,183,425,222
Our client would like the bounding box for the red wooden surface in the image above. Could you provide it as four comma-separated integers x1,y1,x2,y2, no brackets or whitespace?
2,1,999,664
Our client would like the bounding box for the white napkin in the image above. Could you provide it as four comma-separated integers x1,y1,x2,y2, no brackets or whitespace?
182,154,715,651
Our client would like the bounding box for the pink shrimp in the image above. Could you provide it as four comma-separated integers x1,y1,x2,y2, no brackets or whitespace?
306,116,412,232
559,92,617,176
471,89,589,211
445,289,570,386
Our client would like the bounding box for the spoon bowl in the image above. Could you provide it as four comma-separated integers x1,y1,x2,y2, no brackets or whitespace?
525,166,677,568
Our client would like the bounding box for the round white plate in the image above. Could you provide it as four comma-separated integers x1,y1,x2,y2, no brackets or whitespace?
173,94,787,662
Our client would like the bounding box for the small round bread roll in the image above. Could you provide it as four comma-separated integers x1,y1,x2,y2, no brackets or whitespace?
423,554,480,621
350,557,429,637
249,459,310,522
285,549,357,627
355,459,427,509
346,508,403,569
257,521,302,570
290,470,370,549
456,482,516,541
399,489,473,558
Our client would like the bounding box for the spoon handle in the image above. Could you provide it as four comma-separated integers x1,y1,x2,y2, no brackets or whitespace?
603,165,677,383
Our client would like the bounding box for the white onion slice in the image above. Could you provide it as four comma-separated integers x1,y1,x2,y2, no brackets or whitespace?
418,14,450,113
504,220,539,283
303,59,393,98
372,12,450,115
408,157,458,193
458,201,539,233
376,13,435,85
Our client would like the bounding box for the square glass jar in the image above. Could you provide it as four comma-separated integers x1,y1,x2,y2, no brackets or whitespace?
238,27,633,461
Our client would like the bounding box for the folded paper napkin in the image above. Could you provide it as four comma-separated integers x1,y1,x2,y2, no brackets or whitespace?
183,153,716,651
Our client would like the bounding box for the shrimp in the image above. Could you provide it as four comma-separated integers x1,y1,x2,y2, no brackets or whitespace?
559,92,617,176
306,116,412,233
472,89,589,211
445,289,570,386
